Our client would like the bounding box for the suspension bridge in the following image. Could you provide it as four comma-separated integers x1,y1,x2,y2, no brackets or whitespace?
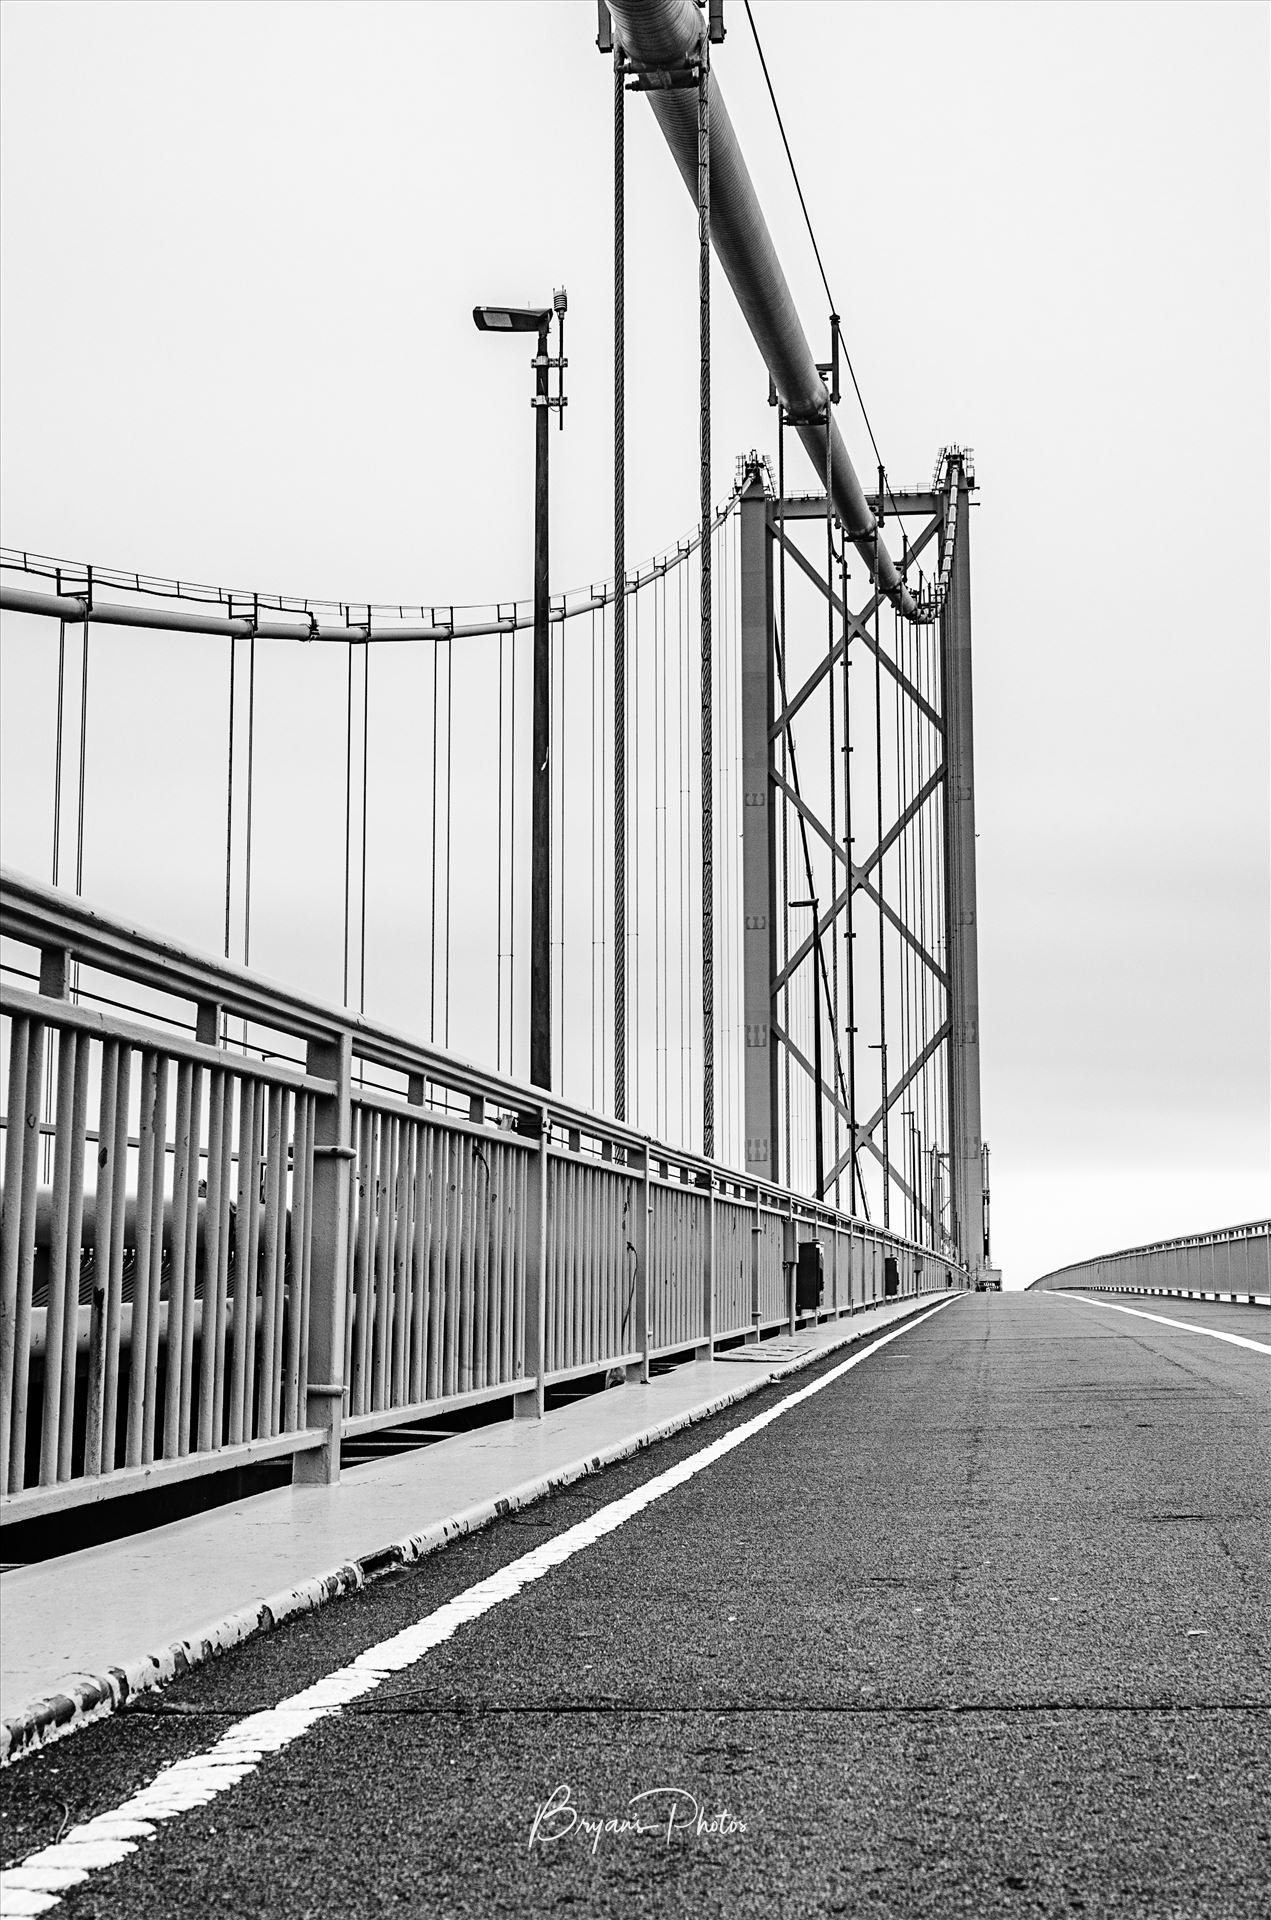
0,2,1267,1915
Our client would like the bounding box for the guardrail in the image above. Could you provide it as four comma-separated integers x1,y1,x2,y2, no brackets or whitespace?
1,868,966,1522
1028,1220,1271,1301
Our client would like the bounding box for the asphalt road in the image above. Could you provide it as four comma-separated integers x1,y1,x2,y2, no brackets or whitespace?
3,1291,1268,1918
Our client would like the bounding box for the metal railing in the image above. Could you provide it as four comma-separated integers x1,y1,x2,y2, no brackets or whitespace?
1029,1220,1271,1301
1,867,965,1522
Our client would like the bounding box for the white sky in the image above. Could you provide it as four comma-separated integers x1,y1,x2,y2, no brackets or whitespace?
2,0,1268,1285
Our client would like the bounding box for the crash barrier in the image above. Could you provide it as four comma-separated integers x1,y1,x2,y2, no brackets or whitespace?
0,868,966,1521
1028,1220,1270,1303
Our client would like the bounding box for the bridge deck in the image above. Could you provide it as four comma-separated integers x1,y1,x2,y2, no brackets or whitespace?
2,1291,1268,1916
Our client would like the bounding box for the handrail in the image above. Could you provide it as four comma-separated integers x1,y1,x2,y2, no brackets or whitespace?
0,866,951,1249
1,866,969,1522
1029,1220,1271,1295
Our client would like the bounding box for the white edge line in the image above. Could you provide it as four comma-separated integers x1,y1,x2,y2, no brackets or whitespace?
1,1290,957,1764
1063,1293,1271,1356
0,1293,958,1910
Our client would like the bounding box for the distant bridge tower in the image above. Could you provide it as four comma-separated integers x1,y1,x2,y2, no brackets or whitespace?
738,450,988,1275
940,459,987,1280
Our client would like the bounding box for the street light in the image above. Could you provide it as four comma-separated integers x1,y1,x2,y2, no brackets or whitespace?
473,288,568,1091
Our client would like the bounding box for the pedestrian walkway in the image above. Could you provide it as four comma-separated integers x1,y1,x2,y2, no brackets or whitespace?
1,1293,941,1760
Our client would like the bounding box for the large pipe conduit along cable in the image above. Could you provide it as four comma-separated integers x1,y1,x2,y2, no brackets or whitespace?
606,0,919,621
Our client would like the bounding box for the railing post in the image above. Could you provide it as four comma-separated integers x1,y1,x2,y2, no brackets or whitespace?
785,1199,797,1335
750,1185,762,1342
294,1030,351,1486
696,1167,715,1356
626,1143,650,1384
515,1106,548,1420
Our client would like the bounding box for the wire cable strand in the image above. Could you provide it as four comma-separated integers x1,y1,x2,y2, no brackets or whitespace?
742,0,903,526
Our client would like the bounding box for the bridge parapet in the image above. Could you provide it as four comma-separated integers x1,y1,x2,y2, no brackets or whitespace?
1028,1222,1270,1303
0,867,967,1524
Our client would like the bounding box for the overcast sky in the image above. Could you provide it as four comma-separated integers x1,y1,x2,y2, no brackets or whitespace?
1,0,1267,1285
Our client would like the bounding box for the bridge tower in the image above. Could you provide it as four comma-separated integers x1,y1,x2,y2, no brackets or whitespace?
737,450,987,1275
940,459,987,1278
739,466,779,1185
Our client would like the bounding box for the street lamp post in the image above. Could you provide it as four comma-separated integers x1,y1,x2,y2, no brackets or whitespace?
473,292,568,1091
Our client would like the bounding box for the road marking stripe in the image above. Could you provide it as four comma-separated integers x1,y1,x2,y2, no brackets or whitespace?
0,1296,959,1912
1065,1294,1271,1356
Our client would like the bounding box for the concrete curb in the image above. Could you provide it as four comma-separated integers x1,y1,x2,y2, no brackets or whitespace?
1,1291,951,1766
1084,1285,1270,1309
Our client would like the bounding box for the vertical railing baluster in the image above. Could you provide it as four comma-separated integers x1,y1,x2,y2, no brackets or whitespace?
228,1076,256,1445
257,1084,286,1440
3,1015,45,1493
342,1104,359,1403
408,1119,429,1402
392,1117,413,1406
99,1045,132,1474
283,1090,309,1434
57,1033,90,1480
139,1054,169,1466
426,1126,444,1402
0,1016,33,1492
39,1031,76,1484
353,1107,375,1414
164,1059,194,1458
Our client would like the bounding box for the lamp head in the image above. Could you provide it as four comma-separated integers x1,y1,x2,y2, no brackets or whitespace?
472,305,552,334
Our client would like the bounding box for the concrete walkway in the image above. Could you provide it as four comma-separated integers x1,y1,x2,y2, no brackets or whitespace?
1,1292,944,1759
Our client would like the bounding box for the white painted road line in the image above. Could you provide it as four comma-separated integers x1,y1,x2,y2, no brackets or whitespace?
0,1296,960,1915
1065,1294,1271,1357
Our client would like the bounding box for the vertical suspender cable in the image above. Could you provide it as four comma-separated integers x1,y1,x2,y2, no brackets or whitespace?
893,602,907,1227
444,636,453,1046
359,620,370,1015
224,614,236,962
243,600,257,971
45,602,68,1180
631,588,640,1121
75,572,91,903
654,572,663,1133
825,411,839,1207
590,606,597,1108
873,528,888,1228
343,639,354,1006
52,610,66,890
841,541,860,1217
777,414,790,1190
497,625,505,1072
509,631,516,1071
598,600,606,1106
680,548,691,1143
922,611,930,1224
429,638,439,1041
697,30,715,1163
68,576,91,1124
564,591,572,1098
613,45,628,1123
